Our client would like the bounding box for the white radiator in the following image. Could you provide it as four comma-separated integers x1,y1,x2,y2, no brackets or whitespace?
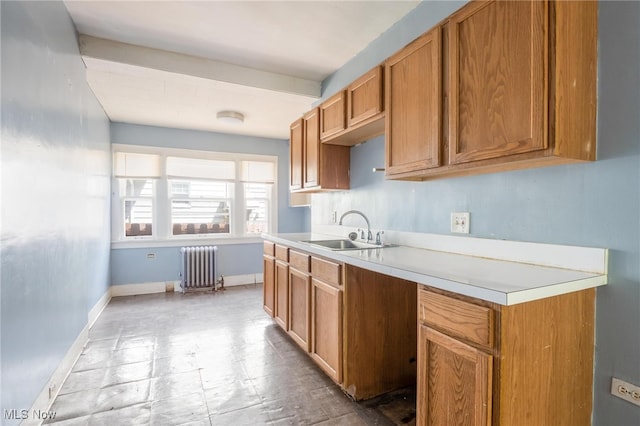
180,246,219,292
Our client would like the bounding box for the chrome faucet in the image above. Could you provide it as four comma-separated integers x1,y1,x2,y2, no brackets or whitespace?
339,210,372,243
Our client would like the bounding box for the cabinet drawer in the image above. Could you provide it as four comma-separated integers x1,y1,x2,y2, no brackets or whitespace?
289,250,310,272
275,244,289,262
419,289,494,348
263,241,275,256
311,257,342,287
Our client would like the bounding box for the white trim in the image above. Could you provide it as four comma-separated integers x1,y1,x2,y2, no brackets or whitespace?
222,273,261,287
22,326,89,426
110,281,167,297
88,290,111,329
111,236,263,250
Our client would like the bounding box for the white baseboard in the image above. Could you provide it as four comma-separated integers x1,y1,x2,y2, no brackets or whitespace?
110,281,168,297
222,273,261,287
88,290,111,329
23,325,88,426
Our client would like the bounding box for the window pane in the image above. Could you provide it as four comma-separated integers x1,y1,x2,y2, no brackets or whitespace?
121,179,153,197
171,200,230,236
245,183,270,234
124,199,153,237
170,180,231,198
246,199,268,234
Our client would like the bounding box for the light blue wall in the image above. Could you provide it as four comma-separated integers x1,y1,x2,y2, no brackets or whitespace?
315,1,640,424
110,123,309,285
1,1,111,421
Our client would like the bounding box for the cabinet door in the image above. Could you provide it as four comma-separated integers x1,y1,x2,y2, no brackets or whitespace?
417,325,492,426
289,118,303,191
274,260,289,330
385,27,441,176
303,108,320,189
347,66,383,128
289,267,311,351
311,278,343,383
263,255,275,317
320,91,346,140
448,0,547,165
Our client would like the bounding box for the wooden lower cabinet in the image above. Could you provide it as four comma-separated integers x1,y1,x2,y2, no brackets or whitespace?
288,267,311,351
311,277,343,383
417,286,596,426
263,242,276,317
343,265,417,400
262,254,275,317
274,259,289,330
262,241,417,401
418,325,493,426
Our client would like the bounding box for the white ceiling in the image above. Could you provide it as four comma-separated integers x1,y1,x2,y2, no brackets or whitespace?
64,1,420,140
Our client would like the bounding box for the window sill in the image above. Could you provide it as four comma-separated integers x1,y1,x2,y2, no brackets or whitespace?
111,236,264,250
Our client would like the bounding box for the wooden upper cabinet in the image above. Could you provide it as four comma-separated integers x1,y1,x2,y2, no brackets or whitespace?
448,0,547,165
289,109,350,193
303,108,320,189
289,118,303,191
320,91,346,140
383,0,596,181
320,66,385,146
385,27,442,177
347,66,384,128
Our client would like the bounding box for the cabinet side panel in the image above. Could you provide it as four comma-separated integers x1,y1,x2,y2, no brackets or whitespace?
343,265,417,400
498,289,595,425
552,0,598,160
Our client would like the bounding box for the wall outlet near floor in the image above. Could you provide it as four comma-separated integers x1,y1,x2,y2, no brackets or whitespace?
451,212,470,234
611,377,640,406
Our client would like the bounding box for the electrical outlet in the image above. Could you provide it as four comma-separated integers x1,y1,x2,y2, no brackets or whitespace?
451,212,470,234
48,384,56,400
611,377,640,406
331,211,337,223
146,253,155,259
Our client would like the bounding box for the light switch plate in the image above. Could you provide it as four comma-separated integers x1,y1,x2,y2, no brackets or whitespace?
451,212,470,234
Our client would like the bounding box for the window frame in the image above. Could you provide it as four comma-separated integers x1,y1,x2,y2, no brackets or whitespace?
111,144,278,245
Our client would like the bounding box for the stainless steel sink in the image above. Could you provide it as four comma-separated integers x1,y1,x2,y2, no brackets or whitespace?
300,239,385,251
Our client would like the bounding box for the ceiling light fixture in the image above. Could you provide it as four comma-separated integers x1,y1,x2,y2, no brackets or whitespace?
216,110,244,124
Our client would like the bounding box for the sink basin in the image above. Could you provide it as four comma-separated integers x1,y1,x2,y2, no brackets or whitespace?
300,239,385,251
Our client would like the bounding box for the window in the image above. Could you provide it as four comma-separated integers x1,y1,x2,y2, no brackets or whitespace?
244,183,270,234
170,180,233,236
122,179,154,237
241,160,275,235
112,146,277,242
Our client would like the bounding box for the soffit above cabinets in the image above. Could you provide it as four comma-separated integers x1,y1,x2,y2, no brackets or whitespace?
64,1,420,139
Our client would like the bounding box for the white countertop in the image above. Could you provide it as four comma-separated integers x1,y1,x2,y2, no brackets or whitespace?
262,232,608,305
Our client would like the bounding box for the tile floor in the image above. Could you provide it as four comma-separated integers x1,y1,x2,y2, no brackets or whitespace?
46,284,416,425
